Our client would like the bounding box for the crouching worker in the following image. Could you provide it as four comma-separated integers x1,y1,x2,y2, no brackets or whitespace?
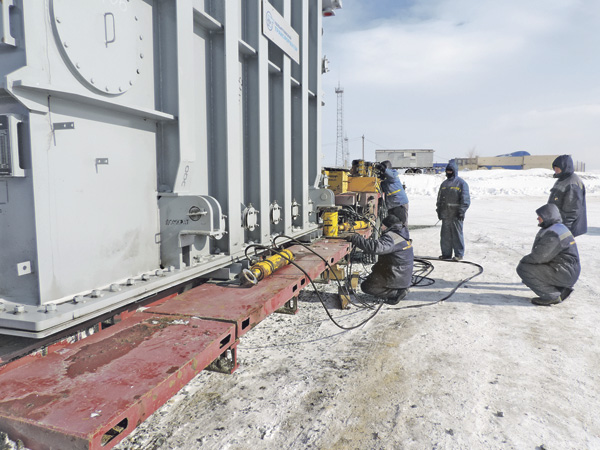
516,203,580,306
346,214,414,305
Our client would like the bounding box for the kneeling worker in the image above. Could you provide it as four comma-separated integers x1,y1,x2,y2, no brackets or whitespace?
346,215,414,305
516,203,580,306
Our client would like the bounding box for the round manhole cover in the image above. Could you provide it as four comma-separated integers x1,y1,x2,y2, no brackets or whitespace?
51,0,148,95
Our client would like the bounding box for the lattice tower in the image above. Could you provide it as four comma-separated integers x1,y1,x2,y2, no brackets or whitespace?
335,83,344,167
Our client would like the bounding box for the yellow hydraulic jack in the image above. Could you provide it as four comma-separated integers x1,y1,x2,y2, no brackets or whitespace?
338,220,370,232
242,249,295,286
323,207,341,237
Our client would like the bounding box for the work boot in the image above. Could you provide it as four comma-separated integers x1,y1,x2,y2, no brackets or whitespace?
452,256,463,261
439,255,451,260
531,296,562,306
386,289,409,305
560,287,574,301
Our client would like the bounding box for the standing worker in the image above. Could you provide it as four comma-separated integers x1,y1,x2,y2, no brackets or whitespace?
516,203,580,306
436,161,470,261
548,155,587,237
376,160,409,225
346,215,414,305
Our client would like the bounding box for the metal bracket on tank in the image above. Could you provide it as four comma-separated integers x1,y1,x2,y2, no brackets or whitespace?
0,0,16,47
52,122,75,131
309,187,335,209
159,195,226,269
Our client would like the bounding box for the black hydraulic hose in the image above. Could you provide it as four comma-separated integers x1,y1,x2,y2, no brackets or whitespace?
411,258,435,287
273,235,363,308
248,243,385,330
275,234,377,310
391,256,484,309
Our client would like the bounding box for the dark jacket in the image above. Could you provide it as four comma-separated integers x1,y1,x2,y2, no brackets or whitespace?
548,155,587,237
350,223,414,288
520,204,580,281
436,162,470,220
380,168,409,208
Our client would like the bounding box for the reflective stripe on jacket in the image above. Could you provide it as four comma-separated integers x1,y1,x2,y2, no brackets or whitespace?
381,168,408,208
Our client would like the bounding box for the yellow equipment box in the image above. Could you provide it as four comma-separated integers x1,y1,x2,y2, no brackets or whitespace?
348,176,379,193
328,171,348,194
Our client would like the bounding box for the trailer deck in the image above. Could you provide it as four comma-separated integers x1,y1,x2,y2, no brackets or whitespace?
0,238,350,450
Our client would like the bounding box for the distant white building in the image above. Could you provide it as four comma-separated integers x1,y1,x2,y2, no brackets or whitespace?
454,152,585,171
375,149,434,173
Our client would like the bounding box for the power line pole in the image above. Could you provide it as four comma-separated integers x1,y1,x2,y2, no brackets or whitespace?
335,82,344,168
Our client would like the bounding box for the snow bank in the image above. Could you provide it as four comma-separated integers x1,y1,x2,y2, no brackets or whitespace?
403,168,600,198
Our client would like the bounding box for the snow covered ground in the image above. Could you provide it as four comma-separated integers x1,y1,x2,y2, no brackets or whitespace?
108,170,600,449
2,169,598,450
107,169,600,450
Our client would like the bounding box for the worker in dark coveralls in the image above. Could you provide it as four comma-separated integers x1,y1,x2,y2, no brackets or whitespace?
516,203,580,306
376,160,409,225
549,154,587,237
436,161,470,261
346,214,414,305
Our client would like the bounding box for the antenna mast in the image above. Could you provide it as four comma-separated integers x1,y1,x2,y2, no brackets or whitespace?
335,83,345,168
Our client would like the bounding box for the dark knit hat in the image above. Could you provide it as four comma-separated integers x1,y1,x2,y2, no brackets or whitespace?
382,214,401,228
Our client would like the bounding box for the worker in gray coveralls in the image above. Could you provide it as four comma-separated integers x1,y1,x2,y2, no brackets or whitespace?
376,160,409,225
345,214,414,305
436,161,470,261
516,203,580,306
548,154,587,237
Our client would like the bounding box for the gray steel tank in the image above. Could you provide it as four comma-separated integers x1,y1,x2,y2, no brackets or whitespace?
0,0,339,337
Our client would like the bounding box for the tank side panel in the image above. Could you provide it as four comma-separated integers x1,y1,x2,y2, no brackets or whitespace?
30,101,160,303
291,0,309,229
308,0,322,195
1,0,162,306
241,0,271,245
0,112,39,304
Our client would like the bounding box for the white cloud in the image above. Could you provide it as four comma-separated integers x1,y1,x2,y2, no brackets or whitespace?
321,0,600,169
329,26,510,87
492,104,600,133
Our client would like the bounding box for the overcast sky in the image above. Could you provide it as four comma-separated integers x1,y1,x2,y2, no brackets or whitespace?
320,0,600,170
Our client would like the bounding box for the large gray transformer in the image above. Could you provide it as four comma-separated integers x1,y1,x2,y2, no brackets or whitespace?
0,0,338,337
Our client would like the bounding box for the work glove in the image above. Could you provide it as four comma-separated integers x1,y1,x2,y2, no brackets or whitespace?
436,209,442,220
345,234,361,245
457,213,465,221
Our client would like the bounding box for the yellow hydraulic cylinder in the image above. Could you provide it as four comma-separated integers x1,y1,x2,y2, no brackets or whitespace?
323,210,339,237
243,249,294,285
338,220,369,232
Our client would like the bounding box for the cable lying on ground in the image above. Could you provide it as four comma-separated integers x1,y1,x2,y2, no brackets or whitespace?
242,237,484,328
